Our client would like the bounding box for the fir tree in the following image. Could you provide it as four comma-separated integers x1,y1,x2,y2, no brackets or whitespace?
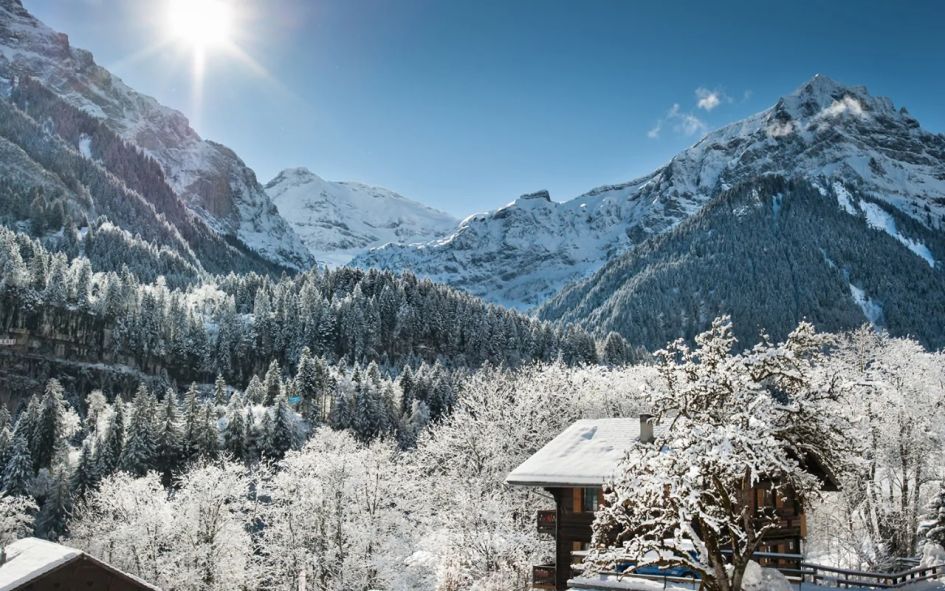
245,375,265,405
242,407,260,463
264,360,283,406
0,425,12,472
398,365,415,417
295,348,323,424
266,395,295,460
919,481,945,548
99,400,125,476
32,379,69,471
35,468,71,540
182,383,202,460
213,374,228,406
70,439,98,500
2,430,33,497
120,385,155,475
200,402,218,459
223,397,245,460
154,388,182,479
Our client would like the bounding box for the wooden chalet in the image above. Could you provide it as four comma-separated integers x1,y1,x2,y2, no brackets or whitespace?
0,537,161,591
506,415,840,591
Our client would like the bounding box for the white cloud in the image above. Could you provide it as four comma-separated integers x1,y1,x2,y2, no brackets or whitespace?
647,120,662,139
695,87,730,111
647,103,707,140
669,103,707,136
766,120,795,138
818,96,866,119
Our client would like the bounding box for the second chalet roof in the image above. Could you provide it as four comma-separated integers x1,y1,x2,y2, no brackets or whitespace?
506,417,661,488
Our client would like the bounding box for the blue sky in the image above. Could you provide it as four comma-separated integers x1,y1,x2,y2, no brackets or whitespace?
23,0,945,218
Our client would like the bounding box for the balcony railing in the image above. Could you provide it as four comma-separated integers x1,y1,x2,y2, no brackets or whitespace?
532,564,556,589
537,510,556,536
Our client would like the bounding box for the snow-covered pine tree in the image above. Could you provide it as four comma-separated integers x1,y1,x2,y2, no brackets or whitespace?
265,395,294,460
182,383,202,460
398,365,415,417
213,374,227,406
600,331,629,366
919,481,945,548
295,348,323,424
242,407,260,463
223,397,245,459
99,399,125,477
264,360,283,406
154,388,182,479
2,429,33,497
35,467,70,540
120,385,156,475
70,438,98,500
200,402,218,459
245,375,265,405
0,424,12,471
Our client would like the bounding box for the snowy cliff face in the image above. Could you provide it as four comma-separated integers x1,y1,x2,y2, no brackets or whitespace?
265,168,457,267
0,0,313,271
354,75,945,310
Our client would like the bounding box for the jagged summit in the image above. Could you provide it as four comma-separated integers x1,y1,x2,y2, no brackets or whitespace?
355,75,945,310
0,1,313,271
265,167,456,267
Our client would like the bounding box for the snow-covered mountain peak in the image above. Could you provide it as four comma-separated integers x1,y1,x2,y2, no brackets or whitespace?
265,168,457,267
355,75,945,310
773,74,899,124
0,1,313,271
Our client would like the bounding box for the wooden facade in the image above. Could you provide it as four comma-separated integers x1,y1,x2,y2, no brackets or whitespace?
0,537,161,591
11,554,159,591
533,483,810,591
506,416,840,591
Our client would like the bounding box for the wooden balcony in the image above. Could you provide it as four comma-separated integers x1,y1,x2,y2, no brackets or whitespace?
532,564,556,589
537,510,556,536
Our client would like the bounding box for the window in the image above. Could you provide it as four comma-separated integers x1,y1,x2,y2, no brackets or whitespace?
582,488,599,513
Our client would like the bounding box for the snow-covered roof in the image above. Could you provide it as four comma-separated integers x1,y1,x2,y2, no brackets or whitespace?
506,418,661,487
0,537,81,591
0,537,161,591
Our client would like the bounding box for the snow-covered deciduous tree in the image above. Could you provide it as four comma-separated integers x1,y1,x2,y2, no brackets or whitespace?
259,428,405,591
70,462,258,591
585,318,852,591
167,460,259,591
807,329,945,568
0,495,36,561
70,472,172,586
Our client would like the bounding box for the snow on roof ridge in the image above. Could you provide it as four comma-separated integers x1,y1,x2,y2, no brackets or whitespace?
0,537,162,591
506,416,663,488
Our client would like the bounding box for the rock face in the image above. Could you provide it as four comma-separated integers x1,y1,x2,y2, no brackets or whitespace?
354,75,945,310
538,177,945,350
0,0,313,272
265,168,456,267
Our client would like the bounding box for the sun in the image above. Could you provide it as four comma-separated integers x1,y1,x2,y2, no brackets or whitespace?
166,0,234,50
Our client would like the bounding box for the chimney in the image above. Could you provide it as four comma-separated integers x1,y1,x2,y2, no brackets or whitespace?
639,413,654,444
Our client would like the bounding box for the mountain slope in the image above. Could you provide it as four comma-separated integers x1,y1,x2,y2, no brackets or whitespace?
353,75,945,310
265,167,457,266
0,0,312,271
539,177,945,350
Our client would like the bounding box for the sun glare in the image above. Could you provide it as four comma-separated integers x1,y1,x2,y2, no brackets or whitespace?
166,0,233,49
